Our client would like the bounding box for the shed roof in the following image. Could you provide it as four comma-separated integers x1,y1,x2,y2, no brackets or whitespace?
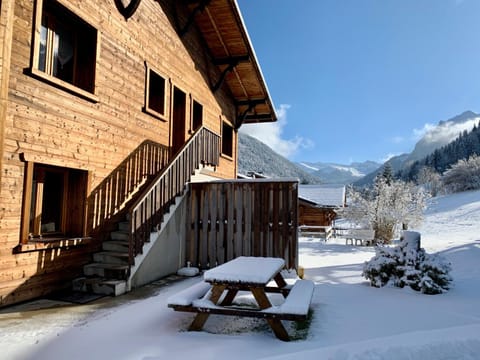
298,185,346,208
187,0,276,126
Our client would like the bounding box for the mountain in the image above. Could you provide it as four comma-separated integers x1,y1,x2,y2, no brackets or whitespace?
297,161,381,185
355,110,480,187
237,132,321,184
406,110,480,164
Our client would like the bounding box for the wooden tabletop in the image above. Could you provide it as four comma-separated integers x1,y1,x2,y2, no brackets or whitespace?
203,256,285,286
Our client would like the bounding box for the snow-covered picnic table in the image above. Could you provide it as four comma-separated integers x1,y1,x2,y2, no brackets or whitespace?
168,256,314,341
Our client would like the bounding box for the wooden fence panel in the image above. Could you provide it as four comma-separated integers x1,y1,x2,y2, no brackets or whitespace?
186,180,298,270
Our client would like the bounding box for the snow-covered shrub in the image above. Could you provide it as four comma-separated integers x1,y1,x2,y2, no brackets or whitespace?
443,154,480,193
363,231,452,294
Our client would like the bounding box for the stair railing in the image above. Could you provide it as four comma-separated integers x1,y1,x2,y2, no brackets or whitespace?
88,140,170,231
128,127,221,264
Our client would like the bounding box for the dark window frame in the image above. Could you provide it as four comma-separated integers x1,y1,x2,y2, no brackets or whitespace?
30,0,99,102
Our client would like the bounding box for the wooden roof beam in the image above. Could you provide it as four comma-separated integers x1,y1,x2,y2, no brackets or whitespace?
179,0,212,37
211,55,250,93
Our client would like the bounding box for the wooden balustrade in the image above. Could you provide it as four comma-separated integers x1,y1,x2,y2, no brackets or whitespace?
88,140,169,231
186,180,299,270
128,127,220,264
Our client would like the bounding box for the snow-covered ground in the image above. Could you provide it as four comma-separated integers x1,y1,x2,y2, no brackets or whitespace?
2,190,480,360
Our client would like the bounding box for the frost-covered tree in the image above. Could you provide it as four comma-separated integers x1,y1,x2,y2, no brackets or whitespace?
339,178,427,243
442,154,480,193
363,231,452,294
417,166,443,197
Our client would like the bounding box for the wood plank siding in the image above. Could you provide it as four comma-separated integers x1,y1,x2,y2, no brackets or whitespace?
0,0,279,307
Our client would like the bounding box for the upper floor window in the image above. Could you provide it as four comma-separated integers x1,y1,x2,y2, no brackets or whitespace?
144,65,168,120
191,99,203,132
32,0,98,96
222,121,234,158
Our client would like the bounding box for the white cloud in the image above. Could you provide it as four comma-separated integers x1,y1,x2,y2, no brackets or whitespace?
413,118,479,144
239,104,314,159
391,136,405,144
380,153,400,163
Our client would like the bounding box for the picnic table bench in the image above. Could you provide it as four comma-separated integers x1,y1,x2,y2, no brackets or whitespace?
298,225,333,240
337,229,376,246
168,257,314,341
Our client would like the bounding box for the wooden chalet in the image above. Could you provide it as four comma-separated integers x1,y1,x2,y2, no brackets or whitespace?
298,185,346,229
0,0,298,307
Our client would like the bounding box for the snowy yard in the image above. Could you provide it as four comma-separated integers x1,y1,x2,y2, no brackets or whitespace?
2,190,480,359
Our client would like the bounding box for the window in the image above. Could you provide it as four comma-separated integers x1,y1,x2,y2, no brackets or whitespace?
21,163,88,242
32,0,98,95
222,121,234,158
145,66,168,120
191,99,203,132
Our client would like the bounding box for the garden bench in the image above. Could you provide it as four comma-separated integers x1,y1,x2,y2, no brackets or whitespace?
343,229,376,246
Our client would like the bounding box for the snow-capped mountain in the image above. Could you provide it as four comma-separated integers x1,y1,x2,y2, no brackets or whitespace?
406,110,480,163
297,161,381,185
355,110,480,187
237,133,321,184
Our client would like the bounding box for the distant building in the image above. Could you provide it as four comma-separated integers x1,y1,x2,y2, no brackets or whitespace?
298,185,346,227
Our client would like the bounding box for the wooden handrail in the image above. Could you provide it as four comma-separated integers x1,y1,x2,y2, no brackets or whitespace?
128,127,221,264
88,140,169,231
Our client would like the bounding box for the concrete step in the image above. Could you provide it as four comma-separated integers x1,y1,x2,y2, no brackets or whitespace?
92,279,127,296
111,230,129,241
72,276,127,296
102,240,129,252
118,221,129,232
84,262,130,279
93,251,130,265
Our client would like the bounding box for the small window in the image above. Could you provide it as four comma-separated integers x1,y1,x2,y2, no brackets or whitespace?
33,0,97,94
21,163,88,242
191,100,203,132
145,66,168,120
222,122,234,158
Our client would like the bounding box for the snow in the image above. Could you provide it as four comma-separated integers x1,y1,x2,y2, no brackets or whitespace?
203,256,285,284
2,190,480,360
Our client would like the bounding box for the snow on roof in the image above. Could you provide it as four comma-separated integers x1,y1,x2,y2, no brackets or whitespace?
298,185,346,207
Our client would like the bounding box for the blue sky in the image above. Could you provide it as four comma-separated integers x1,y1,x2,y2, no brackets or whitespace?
237,0,480,165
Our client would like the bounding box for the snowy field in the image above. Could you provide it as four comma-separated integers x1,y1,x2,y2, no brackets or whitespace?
2,190,480,360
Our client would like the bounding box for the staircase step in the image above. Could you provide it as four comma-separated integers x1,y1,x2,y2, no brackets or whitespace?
103,240,129,252
72,276,126,296
111,230,129,241
84,262,130,279
93,251,130,265
118,221,129,232
92,279,127,296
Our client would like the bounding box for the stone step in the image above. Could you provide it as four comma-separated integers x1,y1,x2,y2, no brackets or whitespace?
93,251,130,265
84,262,130,279
102,240,129,253
72,276,127,296
92,279,127,296
111,230,129,241
118,221,129,232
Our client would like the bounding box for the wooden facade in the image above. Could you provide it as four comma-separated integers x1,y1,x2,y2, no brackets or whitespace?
0,0,279,307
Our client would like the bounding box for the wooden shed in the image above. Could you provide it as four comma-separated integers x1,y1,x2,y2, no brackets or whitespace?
0,0,300,308
298,185,346,228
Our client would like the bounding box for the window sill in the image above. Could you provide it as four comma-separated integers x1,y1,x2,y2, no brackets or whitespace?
221,153,234,161
143,107,168,122
14,237,93,253
28,68,99,103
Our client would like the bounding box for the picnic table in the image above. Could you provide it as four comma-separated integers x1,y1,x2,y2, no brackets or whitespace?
168,256,314,341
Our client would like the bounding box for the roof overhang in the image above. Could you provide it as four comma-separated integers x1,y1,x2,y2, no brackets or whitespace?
185,0,277,127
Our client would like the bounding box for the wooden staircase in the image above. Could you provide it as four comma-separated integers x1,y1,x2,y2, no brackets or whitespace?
74,127,220,296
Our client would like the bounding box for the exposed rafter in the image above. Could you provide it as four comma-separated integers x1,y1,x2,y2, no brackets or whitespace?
179,0,212,37
211,55,249,93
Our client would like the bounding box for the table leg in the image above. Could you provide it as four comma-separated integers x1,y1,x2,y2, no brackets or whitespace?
220,289,238,306
274,273,288,298
188,284,226,331
251,287,290,341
